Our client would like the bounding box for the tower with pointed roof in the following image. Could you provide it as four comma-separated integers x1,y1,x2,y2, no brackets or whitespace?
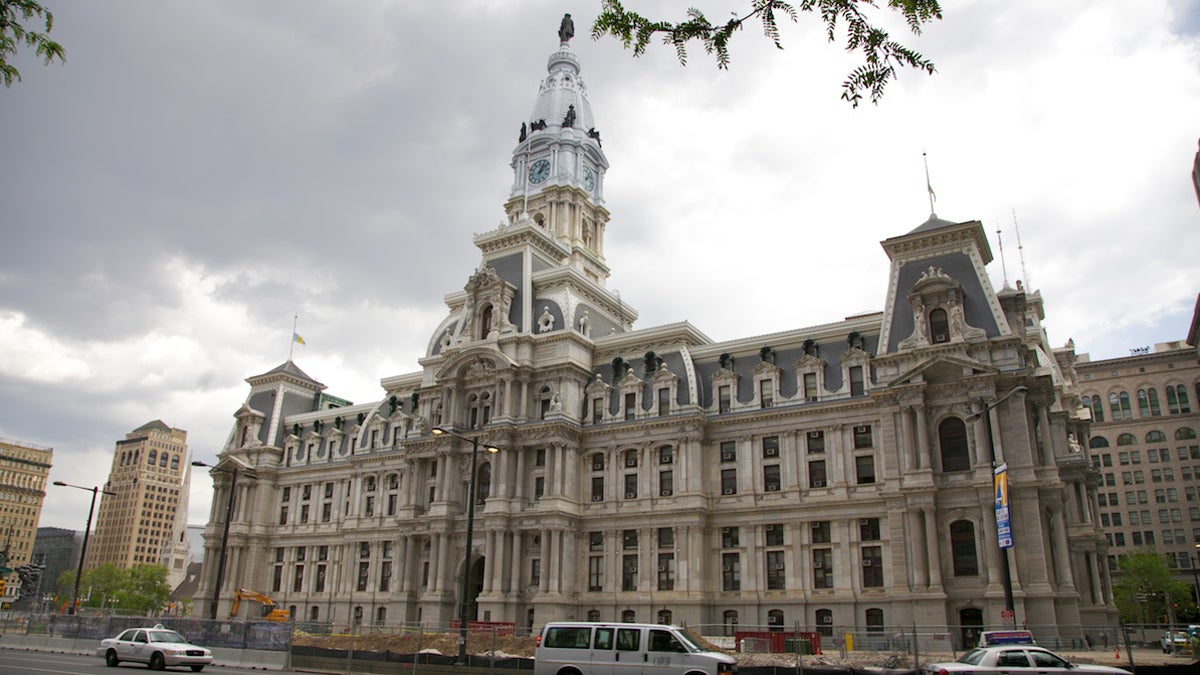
88,421,189,570
197,15,1114,640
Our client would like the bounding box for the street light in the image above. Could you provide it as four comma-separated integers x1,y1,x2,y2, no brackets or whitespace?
967,384,1028,629
193,460,257,621
1192,544,1200,610
430,426,499,666
52,480,116,615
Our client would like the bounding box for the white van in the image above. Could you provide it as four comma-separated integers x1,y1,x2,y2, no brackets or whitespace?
534,622,737,675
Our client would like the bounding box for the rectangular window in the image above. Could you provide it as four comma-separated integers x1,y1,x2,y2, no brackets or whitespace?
765,523,784,546
364,496,374,517
592,454,605,471
855,455,876,484
590,531,604,551
591,476,604,502
853,425,873,449
622,555,638,591
722,552,740,591
659,470,674,496
300,504,310,523
279,506,289,525
658,527,675,548
271,565,282,593
281,487,291,503
762,436,780,458
386,494,397,516
763,464,781,492
588,556,603,591
623,529,639,549
318,545,328,561
721,468,737,495
803,372,818,401
421,561,429,588
315,564,326,592
807,430,825,454
809,460,828,488
849,366,865,396
592,398,603,424
658,388,670,416
862,545,883,587
721,527,739,548
720,441,736,462
812,521,831,544
534,476,545,499
380,561,392,591
624,474,637,499
624,392,636,421
292,564,305,592
657,553,675,591
760,379,774,408
860,517,881,541
659,446,674,464
766,550,786,590
718,385,731,413
813,549,833,588
531,559,541,587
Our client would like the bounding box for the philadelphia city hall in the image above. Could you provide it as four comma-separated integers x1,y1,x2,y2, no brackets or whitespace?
195,15,1115,646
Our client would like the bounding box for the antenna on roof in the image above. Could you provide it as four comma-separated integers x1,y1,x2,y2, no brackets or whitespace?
922,151,937,218
1013,209,1031,291
996,225,1009,289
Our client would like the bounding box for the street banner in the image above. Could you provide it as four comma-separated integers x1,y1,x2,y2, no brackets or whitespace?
994,464,1013,549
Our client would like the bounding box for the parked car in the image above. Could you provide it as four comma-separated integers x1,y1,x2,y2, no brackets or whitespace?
924,645,1130,675
1161,630,1191,653
535,621,736,675
96,625,213,671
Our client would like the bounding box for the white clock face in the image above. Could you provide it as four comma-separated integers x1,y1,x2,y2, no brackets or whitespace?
582,166,595,192
529,159,551,184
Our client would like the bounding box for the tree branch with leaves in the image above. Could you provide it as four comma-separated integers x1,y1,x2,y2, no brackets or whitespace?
1,0,65,88
591,0,942,107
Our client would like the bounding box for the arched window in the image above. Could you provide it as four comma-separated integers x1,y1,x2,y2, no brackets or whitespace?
929,308,949,343
1167,385,1192,414
147,450,157,466
723,610,739,636
950,520,979,576
159,452,168,467
1137,389,1162,417
815,609,834,636
621,609,636,623
658,609,673,625
476,462,491,504
1117,433,1137,446
1176,385,1192,414
1109,393,1122,420
938,418,970,472
1177,428,1197,441
767,609,784,631
1146,430,1167,443
1090,436,1110,449
587,609,601,622
539,386,553,419
1118,392,1132,420
624,449,639,468
1083,396,1104,422
865,608,884,631
1148,388,1162,416
480,305,494,339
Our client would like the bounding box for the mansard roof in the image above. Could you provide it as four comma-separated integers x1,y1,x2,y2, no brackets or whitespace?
246,360,325,389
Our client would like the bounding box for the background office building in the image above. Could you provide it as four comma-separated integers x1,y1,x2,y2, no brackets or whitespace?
87,421,189,569
24,526,84,610
0,438,53,606
195,20,1115,645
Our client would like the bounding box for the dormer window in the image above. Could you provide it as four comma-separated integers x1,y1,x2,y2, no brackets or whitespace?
480,305,494,338
929,308,949,343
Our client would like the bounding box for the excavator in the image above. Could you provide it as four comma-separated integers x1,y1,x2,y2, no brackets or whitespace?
229,588,290,622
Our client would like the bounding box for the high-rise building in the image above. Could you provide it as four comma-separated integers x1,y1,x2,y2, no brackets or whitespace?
0,438,52,606
1077,297,1200,587
88,421,189,569
26,526,83,610
196,17,1114,645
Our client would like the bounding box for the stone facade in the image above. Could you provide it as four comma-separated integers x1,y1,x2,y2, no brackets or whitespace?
195,24,1115,645
0,437,52,605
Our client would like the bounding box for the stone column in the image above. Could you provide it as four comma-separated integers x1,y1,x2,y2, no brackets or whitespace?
900,407,914,471
924,507,942,588
1052,508,1075,591
915,406,930,471
1037,404,1052,465
510,532,524,594
562,529,578,594
909,509,928,588
484,530,496,593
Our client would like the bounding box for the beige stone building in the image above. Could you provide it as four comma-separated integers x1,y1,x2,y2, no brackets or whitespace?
88,421,189,569
0,438,52,606
1077,298,1200,590
196,21,1115,646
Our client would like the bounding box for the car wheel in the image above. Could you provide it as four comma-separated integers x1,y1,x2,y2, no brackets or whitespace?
150,652,166,671
105,649,120,667
190,666,205,672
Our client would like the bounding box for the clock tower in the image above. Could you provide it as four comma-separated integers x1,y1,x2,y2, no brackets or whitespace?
505,20,611,274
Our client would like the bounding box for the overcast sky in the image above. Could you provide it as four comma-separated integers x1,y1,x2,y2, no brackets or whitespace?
3,1,1198,533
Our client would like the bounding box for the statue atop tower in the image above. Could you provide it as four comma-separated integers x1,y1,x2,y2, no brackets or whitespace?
558,13,574,44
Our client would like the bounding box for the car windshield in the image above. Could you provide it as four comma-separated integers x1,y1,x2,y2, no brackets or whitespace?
148,631,189,644
957,649,987,665
674,630,703,653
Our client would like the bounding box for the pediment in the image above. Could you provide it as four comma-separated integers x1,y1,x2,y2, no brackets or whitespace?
887,353,997,387
434,347,518,382
233,402,266,421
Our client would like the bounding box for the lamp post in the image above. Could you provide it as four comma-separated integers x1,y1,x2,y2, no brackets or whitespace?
193,460,256,621
52,481,116,615
1192,545,1200,611
430,427,499,666
968,385,1028,629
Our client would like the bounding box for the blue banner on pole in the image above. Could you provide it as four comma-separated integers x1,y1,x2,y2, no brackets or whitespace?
994,464,1013,549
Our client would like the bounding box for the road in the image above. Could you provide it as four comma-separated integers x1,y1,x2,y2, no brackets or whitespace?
0,648,287,675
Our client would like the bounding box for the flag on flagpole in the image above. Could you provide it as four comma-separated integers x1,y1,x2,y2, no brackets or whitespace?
293,332,306,345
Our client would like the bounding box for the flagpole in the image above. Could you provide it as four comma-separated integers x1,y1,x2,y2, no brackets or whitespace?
289,315,298,361
923,151,937,218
